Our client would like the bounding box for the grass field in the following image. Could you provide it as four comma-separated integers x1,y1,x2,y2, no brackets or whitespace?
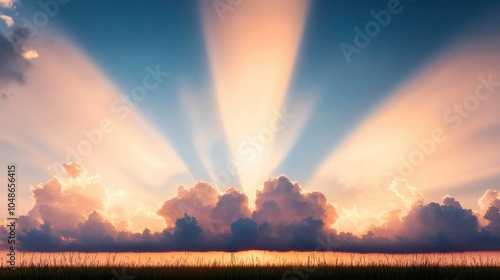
1,252,500,279
1,265,500,280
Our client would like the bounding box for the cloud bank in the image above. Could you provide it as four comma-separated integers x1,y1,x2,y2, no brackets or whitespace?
1,163,499,253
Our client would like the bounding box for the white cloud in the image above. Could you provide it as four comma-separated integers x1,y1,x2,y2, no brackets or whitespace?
387,179,424,209
0,0,17,9
21,49,39,59
0,13,13,27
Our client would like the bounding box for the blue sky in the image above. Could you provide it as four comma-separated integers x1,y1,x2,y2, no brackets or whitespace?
7,0,494,187
1,0,500,247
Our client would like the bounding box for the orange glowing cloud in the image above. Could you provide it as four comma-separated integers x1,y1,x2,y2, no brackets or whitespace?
1,162,498,253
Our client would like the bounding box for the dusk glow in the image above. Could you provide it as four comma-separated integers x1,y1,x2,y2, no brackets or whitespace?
1,0,500,278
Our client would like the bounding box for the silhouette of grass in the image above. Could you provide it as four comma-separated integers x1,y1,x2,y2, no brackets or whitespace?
0,252,499,279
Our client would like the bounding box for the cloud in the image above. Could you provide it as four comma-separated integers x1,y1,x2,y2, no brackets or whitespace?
478,189,500,234
0,35,192,229
21,162,106,232
388,179,424,209
227,218,259,250
0,28,34,89
2,162,500,253
0,0,17,9
156,181,220,232
62,161,87,178
21,49,38,59
443,195,462,208
479,189,500,210
398,198,481,251
477,189,500,226
0,13,14,27
308,44,500,223
366,209,403,239
211,187,252,230
253,176,337,227
171,214,205,250
77,211,118,244
361,193,500,253
484,206,500,234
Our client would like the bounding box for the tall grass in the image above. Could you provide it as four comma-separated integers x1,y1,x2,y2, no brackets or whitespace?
0,252,499,279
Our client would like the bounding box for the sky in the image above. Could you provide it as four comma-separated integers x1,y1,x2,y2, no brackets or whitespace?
0,0,500,253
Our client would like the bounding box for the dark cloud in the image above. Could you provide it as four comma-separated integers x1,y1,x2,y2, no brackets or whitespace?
397,200,483,252
172,214,205,250
211,187,252,231
18,222,64,252
0,28,32,89
2,162,500,253
485,206,500,234
78,211,118,244
227,218,259,250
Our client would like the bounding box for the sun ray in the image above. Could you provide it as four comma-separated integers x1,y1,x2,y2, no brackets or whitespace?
200,0,311,201
308,45,500,232
0,34,194,230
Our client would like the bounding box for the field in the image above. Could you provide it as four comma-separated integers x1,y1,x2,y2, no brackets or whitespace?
1,251,499,279
2,265,500,280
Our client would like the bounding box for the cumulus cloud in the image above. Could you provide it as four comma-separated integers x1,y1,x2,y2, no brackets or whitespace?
477,189,500,226
253,176,338,227
484,206,500,234
398,198,481,251
1,162,500,253
21,163,106,232
479,189,500,210
443,195,462,208
366,209,403,239
156,181,220,232
211,187,252,231
477,189,500,235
